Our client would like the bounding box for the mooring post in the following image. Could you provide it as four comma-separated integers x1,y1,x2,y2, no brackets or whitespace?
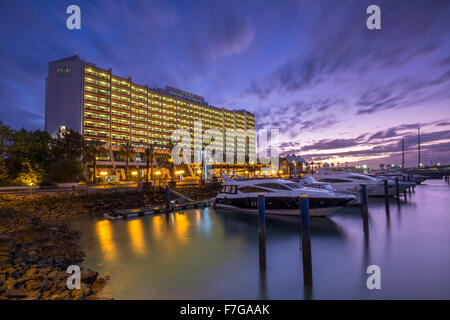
395,177,400,200
384,180,390,215
165,185,171,212
360,184,369,233
299,195,313,286
257,193,266,271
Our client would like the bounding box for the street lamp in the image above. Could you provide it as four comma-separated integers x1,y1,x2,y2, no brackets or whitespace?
154,171,161,186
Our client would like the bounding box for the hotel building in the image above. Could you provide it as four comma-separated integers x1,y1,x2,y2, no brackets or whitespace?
45,55,256,178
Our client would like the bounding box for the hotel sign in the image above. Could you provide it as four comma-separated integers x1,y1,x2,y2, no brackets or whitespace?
165,86,205,103
57,66,72,76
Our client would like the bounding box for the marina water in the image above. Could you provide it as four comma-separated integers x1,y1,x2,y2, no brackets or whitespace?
70,179,450,299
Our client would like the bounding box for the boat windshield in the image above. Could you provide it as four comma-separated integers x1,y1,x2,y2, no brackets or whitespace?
221,185,237,194
255,182,293,190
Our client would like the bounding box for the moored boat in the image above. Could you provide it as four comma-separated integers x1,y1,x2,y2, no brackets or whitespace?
214,179,356,217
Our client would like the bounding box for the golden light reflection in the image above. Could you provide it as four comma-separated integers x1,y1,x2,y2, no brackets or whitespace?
152,215,163,241
174,213,190,243
96,220,117,262
128,219,146,256
195,210,201,225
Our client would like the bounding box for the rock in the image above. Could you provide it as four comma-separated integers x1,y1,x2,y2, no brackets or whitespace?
91,278,107,294
22,290,41,300
81,269,98,284
4,279,17,290
47,270,59,280
71,284,92,300
4,288,27,298
40,280,53,292
24,280,41,291
11,270,21,279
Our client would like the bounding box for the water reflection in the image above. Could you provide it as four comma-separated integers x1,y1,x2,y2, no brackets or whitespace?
128,219,146,256
95,220,117,262
151,215,163,241
174,213,190,243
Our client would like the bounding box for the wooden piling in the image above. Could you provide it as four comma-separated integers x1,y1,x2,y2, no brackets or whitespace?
395,177,400,200
257,194,266,271
383,180,390,215
360,184,369,233
299,195,313,286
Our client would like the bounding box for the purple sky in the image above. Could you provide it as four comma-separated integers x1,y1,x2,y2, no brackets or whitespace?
1,0,449,167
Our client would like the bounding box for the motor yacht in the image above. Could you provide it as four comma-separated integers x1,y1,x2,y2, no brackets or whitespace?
368,172,426,185
313,172,410,196
214,179,356,217
295,176,361,205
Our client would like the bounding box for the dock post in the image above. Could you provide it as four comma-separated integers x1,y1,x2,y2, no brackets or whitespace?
299,195,313,286
383,180,390,215
165,185,171,212
257,194,266,271
395,177,400,201
360,184,369,233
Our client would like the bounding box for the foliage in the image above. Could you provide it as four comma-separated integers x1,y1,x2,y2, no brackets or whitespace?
4,127,52,182
0,121,92,185
14,160,46,186
119,142,134,180
144,144,155,183
50,129,83,160
47,157,83,183
0,121,13,185
83,140,108,183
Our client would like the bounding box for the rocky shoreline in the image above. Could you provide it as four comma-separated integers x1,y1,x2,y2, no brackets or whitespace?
0,189,165,300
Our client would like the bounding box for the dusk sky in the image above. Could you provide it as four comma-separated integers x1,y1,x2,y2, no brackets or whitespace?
1,0,449,167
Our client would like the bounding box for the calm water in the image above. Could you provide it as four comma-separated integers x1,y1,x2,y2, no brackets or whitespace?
70,180,450,299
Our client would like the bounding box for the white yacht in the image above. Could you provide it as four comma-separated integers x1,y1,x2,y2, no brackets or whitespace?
368,172,426,185
295,176,361,205
214,179,356,217
313,172,410,196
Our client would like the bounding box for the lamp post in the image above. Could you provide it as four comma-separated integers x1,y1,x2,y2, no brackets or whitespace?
155,171,161,187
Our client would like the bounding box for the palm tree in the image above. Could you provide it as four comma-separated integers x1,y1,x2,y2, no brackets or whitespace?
144,144,154,184
167,141,175,182
82,140,107,183
119,142,134,180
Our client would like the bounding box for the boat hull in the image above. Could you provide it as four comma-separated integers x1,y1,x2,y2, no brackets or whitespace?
214,203,340,217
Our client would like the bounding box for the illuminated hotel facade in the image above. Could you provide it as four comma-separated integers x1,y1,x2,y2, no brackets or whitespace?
45,56,256,175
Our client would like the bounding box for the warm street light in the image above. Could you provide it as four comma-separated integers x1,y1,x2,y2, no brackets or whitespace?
100,171,108,176
131,171,138,176
197,169,202,174
155,171,161,175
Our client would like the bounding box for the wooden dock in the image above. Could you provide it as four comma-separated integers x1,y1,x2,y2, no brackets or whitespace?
104,200,212,220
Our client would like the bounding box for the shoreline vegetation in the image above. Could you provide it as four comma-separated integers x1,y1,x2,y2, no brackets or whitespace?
0,185,219,300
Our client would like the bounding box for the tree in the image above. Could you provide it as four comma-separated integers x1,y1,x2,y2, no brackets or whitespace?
83,140,108,183
14,159,45,186
167,141,175,182
50,129,83,160
5,128,52,182
48,129,84,182
144,144,155,184
119,142,134,180
0,121,13,184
